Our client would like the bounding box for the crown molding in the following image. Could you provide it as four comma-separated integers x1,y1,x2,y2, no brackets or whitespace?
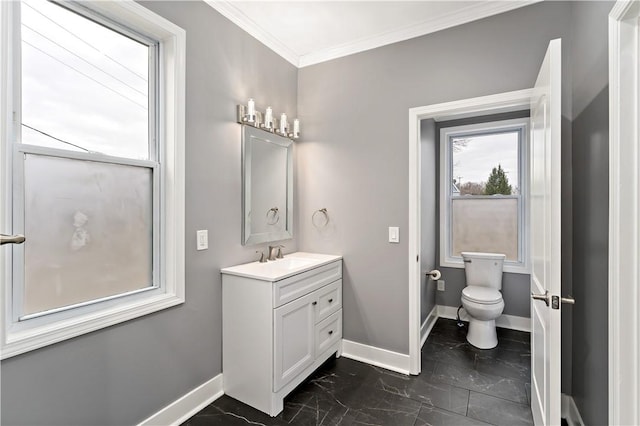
204,0,541,69
203,0,300,67
298,0,542,67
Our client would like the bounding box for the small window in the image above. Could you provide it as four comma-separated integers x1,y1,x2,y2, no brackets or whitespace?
1,0,185,358
440,117,529,273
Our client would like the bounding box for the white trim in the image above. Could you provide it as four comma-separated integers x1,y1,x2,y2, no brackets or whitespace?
436,304,531,332
204,1,540,69
421,305,438,347
561,394,585,426
0,0,186,359
408,96,421,375
0,0,13,362
609,2,640,425
408,88,533,384
298,1,541,67
341,339,411,375
438,118,530,274
202,0,299,67
137,374,224,426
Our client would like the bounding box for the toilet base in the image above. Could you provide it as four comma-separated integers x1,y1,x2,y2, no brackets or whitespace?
467,319,498,349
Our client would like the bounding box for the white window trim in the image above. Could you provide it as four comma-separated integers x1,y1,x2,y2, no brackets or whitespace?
439,117,530,274
0,0,186,359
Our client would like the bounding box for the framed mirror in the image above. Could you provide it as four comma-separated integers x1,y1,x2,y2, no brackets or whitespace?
242,125,293,245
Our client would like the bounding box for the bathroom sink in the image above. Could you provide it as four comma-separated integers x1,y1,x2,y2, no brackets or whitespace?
271,257,316,270
221,252,342,281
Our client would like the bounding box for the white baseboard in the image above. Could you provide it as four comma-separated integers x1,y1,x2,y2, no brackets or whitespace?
341,339,410,375
421,306,438,347
137,374,224,426
437,304,531,332
562,394,585,426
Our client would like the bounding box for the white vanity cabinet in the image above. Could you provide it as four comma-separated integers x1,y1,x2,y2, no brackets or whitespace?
221,253,342,417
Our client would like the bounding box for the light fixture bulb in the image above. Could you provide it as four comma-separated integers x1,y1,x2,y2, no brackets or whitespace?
265,107,273,129
247,98,255,123
280,113,288,134
293,119,300,138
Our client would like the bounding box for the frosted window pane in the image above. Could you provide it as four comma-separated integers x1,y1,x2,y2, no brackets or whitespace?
23,154,153,316
452,198,518,261
20,0,150,159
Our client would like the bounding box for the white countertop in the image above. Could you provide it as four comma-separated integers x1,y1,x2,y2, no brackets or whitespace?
220,251,342,281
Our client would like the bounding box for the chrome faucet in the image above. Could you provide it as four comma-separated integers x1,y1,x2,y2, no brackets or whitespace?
276,245,284,259
256,250,267,263
268,245,279,261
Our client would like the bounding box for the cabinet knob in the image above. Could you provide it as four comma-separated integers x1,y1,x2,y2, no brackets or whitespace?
312,301,317,306
328,330,333,335
328,298,333,303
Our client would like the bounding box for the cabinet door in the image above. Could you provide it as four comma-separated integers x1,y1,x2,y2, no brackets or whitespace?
273,293,315,392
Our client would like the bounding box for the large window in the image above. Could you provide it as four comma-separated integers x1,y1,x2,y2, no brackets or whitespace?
1,1,185,358
439,117,529,273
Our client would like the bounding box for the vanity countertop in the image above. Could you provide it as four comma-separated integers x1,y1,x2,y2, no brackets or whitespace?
220,251,342,281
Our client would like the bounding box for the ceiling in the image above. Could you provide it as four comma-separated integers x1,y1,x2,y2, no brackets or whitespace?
205,1,541,68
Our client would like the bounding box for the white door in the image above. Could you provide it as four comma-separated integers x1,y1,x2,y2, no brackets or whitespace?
530,38,563,425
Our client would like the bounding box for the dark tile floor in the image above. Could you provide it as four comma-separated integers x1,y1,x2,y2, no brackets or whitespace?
183,318,533,425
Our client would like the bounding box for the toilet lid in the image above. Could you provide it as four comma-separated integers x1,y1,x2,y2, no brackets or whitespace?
462,286,502,304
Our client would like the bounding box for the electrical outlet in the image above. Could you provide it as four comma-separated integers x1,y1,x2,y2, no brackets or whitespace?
437,280,445,291
196,230,208,250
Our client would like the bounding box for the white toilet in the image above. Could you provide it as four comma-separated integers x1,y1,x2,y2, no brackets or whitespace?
460,252,506,349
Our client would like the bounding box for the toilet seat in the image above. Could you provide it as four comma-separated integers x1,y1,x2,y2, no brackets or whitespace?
462,286,502,304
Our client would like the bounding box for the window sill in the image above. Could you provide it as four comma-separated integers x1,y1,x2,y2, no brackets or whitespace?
440,258,530,275
1,291,184,360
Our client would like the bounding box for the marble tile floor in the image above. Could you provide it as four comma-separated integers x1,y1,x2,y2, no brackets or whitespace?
183,318,533,426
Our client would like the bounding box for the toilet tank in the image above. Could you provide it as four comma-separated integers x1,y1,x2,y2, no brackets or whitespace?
461,252,506,289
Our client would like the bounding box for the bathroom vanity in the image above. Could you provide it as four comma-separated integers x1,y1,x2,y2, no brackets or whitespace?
221,252,343,416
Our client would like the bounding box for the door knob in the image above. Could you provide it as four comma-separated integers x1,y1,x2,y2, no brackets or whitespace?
533,290,576,309
0,234,25,245
531,290,550,306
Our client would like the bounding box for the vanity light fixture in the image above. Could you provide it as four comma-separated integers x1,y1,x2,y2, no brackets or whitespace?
237,98,300,140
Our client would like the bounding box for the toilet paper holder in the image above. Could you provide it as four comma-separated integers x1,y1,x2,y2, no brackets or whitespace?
426,269,441,280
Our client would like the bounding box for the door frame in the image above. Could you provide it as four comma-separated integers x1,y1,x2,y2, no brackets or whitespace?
608,1,640,424
407,88,533,374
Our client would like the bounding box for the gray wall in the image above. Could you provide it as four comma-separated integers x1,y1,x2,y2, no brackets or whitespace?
434,111,532,319
437,268,531,318
420,119,437,324
570,2,612,424
297,1,573,354
0,2,298,425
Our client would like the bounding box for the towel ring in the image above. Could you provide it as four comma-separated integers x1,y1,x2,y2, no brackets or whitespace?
312,208,329,228
266,207,280,225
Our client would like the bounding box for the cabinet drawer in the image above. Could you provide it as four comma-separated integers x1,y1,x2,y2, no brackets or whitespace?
315,310,342,356
273,260,342,308
316,280,342,322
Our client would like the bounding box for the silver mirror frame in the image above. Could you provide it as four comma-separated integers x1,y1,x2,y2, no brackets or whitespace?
241,125,293,245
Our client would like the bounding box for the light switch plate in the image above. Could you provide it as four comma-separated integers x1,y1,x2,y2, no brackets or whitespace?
196,230,208,250
388,227,399,243
437,280,445,291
